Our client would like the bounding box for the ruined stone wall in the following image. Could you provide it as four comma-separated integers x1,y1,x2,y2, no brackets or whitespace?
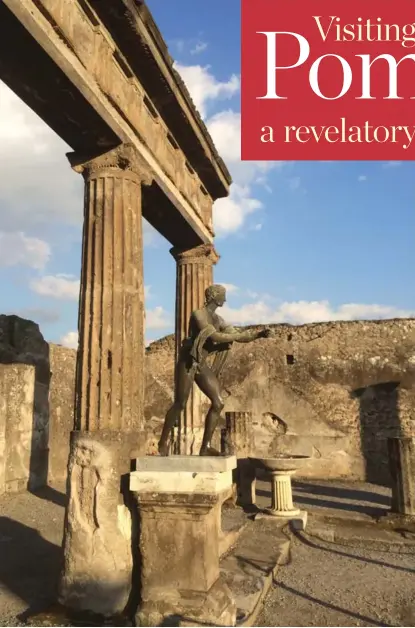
0,316,50,494
0,315,414,493
145,319,415,485
0,315,75,492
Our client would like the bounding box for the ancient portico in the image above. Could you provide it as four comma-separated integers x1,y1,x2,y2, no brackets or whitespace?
0,0,230,616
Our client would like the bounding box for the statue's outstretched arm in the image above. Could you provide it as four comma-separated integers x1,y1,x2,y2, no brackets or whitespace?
194,312,272,344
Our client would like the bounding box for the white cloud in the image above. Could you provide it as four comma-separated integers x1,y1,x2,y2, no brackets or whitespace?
221,299,413,326
0,82,83,231
59,304,172,348
146,306,172,330
0,231,51,269
213,184,263,234
174,63,239,119
30,274,80,300
218,283,239,294
190,41,208,55
358,175,367,182
383,161,402,168
60,330,78,349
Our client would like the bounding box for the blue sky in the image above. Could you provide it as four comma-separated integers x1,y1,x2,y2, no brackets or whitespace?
0,0,413,348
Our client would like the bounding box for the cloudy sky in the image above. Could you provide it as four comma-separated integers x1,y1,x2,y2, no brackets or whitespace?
0,0,413,348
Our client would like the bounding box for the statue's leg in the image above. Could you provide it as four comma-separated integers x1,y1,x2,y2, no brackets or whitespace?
195,365,224,456
158,359,193,456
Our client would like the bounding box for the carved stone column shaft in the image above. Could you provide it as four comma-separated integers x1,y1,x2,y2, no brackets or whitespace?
72,144,151,433
60,144,152,617
388,436,415,516
171,244,219,454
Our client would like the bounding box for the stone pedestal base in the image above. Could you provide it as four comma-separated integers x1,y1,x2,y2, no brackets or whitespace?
131,455,237,626
59,430,143,617
136,574,236,627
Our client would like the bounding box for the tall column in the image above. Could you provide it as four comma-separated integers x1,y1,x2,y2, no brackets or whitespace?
170,244,219,454
59,144,152,617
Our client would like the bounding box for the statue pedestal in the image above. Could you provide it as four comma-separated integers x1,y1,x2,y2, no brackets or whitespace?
130,456,237,627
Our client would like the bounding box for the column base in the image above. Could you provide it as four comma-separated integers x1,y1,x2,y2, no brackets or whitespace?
136,574,236,627
59,430,145,617
262,506,301,518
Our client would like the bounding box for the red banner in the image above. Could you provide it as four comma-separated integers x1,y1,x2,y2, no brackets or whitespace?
241,0,415,160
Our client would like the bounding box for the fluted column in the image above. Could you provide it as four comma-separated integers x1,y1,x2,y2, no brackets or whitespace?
59,144,152,617
71,143,151,433
223,411,253,457
267,471,300,517
170,244,220,454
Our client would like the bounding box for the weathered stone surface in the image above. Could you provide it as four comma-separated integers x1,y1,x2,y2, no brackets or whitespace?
135,491,221,597
59,430,135,616
72,145,150,433
144,319,415,483
170,244,220,455
130,469,233,495
222,411,253,457
49,344,76,483
0,0,230,247
134,454,236,473
136,575,236,628
0,315,50,492
0,364,35,495
388,437,415,515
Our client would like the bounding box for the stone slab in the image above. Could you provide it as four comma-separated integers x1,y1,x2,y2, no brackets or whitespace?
134,455,236,473
130,469,233,494
220,518,290,627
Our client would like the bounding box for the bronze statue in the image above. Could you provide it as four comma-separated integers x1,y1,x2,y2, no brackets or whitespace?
158,284,273,456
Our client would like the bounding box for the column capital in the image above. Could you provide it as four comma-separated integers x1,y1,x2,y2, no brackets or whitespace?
170,243,220,266
67,143,153,184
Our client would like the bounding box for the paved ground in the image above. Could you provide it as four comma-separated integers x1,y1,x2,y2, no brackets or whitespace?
0,484,67,626
258,532,415,627
256,477,392,520
0,478,414,627
256,479,415,627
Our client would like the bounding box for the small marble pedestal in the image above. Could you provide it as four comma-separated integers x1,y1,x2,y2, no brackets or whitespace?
265,470,300,517
130,455,237,627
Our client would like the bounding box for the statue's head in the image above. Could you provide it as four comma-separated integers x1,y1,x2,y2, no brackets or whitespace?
205,284,226,307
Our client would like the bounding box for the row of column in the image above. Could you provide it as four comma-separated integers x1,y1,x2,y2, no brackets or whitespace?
59,143,218,615
70,142,217,447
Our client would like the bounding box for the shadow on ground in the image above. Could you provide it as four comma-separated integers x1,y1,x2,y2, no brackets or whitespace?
0,516,61,614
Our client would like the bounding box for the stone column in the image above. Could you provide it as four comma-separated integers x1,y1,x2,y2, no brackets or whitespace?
223,411,253,457
170,244,220,455
266,470,300,517
59,144,152,617
388,437,415,516
222,412,256,508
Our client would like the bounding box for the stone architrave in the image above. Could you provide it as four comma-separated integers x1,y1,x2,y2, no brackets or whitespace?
59,144,152,617
170,244,220,455
388,436,415,516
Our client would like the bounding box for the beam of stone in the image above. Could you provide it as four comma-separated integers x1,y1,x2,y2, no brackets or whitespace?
170,244,220,455
388,436,415,516
59,144,152,617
